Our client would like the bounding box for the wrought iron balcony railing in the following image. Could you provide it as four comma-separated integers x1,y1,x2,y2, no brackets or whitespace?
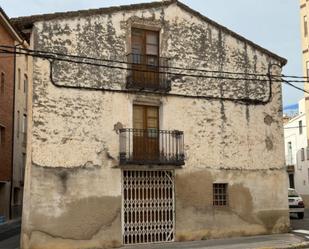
126,53,170,91
119,128,184,166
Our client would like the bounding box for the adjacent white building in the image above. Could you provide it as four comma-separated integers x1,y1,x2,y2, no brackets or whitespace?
284,98,309,204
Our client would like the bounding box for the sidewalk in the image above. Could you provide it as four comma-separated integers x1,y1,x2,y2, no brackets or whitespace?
123,234,309,249
0,219,21,242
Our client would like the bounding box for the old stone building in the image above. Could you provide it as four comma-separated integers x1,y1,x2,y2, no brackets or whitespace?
13,0,288,248
0,7,29,223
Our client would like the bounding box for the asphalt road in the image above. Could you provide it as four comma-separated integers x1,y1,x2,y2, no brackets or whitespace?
290,208,309,240
0,235,20,249
0,221,21,249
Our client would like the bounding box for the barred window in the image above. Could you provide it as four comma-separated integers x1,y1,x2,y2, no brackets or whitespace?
213,183,228,206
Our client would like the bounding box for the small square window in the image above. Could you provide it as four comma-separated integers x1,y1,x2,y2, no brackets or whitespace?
213,183,228,206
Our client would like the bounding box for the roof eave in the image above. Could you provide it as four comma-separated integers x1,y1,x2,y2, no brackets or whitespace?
0,7,28,45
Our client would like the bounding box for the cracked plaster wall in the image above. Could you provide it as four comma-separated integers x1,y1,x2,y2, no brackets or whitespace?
22,3,288,249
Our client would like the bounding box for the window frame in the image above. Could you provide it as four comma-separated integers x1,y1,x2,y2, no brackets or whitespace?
301,148,305,161
17,111,20,138
0,72,5,93
299,120,303,135
0,126,5,145
213,183,228,207
24,74,28,93
18,68,21,90
305,15,308,37
22,114,27,146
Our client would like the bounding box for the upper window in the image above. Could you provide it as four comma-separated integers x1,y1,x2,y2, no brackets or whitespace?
131,28,159,56
1,72,4,93
24,74,28,93
18,68,21,90
17,111,20,138
305,16,308,37
128,28,164,90
301,148,305,161
22,114,27,146
24,74,28,111
25,55,28,71
299,120,303,135
0,126,5,145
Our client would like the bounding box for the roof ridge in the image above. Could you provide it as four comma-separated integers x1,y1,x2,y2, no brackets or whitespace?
11,0,176,22
0,7,27,42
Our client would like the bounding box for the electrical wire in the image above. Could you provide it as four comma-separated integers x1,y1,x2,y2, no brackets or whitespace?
0,44,279,80
283,126,307,129
281,79,309,95
3,44,308,84
2,44,309,85
0,44,289,106
0,47,273,82
48,59,271,105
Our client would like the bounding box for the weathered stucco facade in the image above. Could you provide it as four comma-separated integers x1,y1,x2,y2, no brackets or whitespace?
13,1,288,248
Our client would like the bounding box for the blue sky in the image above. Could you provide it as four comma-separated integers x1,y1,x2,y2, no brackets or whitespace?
0,0,302,107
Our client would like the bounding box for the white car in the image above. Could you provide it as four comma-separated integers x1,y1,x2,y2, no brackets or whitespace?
288,188,305,219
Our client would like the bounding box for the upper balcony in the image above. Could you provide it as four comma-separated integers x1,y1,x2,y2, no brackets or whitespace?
126,53,171,92
119,128,184,166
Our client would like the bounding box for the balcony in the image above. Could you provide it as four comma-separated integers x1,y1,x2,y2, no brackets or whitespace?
285,154,293,166
119,129,184,166
126,53,170,91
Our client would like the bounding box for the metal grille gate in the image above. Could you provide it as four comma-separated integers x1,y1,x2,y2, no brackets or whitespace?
122,170,175,245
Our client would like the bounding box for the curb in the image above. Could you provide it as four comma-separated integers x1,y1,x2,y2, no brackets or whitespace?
0,219,21,231
258,242,309,249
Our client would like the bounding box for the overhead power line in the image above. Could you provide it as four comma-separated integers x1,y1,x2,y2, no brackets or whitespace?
9,44,309,105
4,45,308,83
0,44,279,80
2,44,308,83
0,46,273,82
4,44,309,90
4,44,309,101
280,78,309,95
284,126,306,129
